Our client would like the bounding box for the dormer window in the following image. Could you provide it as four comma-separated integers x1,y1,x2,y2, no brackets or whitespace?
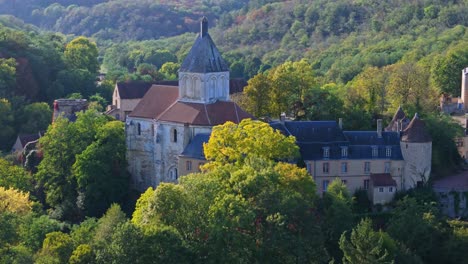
386,147,392,157
372,146,378,158
341,146,348,158
323,147,330,159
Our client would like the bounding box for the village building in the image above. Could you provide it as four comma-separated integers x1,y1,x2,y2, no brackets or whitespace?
126,17,252,192
269,110,432,204
52,98,88,122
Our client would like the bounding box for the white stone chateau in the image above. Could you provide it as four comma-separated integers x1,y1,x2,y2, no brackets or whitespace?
125,17,252,191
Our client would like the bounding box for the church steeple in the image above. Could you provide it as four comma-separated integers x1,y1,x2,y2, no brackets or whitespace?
178,17,230,103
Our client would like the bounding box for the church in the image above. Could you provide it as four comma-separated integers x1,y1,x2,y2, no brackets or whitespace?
126,17,252,192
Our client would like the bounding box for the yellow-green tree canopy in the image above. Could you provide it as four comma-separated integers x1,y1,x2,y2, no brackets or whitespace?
64,36,99,74
0,187,33,215
203,119,299,168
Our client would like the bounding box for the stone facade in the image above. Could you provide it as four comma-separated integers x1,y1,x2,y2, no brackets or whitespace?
52,99,88,122
126,18,252,192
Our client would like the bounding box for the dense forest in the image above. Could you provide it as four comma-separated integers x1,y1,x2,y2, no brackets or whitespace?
1,0,468,263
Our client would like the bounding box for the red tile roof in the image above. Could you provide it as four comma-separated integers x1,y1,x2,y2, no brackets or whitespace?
370,173,397,187
129,85,253,125
129,85,179,118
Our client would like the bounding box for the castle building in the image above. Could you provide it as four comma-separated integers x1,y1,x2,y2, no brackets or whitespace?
270,110,432,204
126,18,252,192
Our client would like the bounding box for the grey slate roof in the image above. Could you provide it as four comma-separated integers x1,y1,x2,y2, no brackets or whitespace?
270,121,403,161
180,133,210,159
179,18,229,73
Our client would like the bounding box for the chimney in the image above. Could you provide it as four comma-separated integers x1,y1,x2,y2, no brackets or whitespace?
280,112,286,124
201,16,208,37
338,118,343,129
377,119,382,138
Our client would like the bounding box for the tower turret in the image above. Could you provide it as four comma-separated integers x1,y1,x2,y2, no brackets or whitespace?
400,113,432,189
178,17,230,103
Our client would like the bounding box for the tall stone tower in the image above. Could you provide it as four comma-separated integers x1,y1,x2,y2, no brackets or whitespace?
400,113,432,190
178,17,230,103
463,68,468,111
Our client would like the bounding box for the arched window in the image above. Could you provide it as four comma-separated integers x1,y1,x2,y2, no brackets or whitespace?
137,123,141,135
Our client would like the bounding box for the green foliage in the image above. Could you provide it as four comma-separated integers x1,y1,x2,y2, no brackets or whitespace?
69,244,95,264
203,119,299,168
19,214,62,252
322,179,354,261
339,218,393,264
64,36,99,75
0,158,33,193
0,98,15,151
133,158,327,262
18,102,52,134
73,121,129,217
36,231,74,264
0,58,16,98
387,197,449,263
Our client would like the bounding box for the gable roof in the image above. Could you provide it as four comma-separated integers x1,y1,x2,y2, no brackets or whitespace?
401,113,432,143
385,106,410,132
129,85,179,118
180,133,210,159
129,85,253,125
179,17,229,73
116,81,154,99
370,173,397,187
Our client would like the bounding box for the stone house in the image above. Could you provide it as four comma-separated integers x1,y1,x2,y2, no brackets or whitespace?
369,173,397,205
126,17,252,192
52,99,88,122
106,81,155,121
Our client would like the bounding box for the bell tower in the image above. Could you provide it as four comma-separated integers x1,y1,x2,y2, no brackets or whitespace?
178,17,230,104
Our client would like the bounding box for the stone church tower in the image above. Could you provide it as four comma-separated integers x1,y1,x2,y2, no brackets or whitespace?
178,17,230,103
126,17,252,192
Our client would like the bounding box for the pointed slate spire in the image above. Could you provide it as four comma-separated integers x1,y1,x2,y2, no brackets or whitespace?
179,17,229,73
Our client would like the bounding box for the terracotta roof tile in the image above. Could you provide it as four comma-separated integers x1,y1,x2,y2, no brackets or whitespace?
129,85,179,118
370,173,397,187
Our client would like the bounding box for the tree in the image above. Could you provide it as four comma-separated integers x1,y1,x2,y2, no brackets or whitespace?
36,231,74,264
322,179,354,261
432,44,468,96
0,58,16,99
19,214,61,252
339,218,393,264
0,158,33,193
0,98,15,151
64,36,99,75
0,187,33,215
203,119,299,168
160,62,180,80
36,110,108,220
73,121,129,217
242,73,271,117
387,197,448,264
69,244,95,264
18,102,52,134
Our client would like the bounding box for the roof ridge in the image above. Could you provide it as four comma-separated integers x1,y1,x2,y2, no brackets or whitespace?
156,97,179,120
204,103,211,125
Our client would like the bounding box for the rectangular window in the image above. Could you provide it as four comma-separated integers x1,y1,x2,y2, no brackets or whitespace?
364,179,370,190
384,162,391,173
323,147,330,159
186,161,192,171
323,162,329,174
341,162,347,173
389,187,394,193
341,146,348,158
372,146,378,158
364,162,371,174
342,180,347,185
323,180,330,192
379,187,384,192
386,147,392,157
